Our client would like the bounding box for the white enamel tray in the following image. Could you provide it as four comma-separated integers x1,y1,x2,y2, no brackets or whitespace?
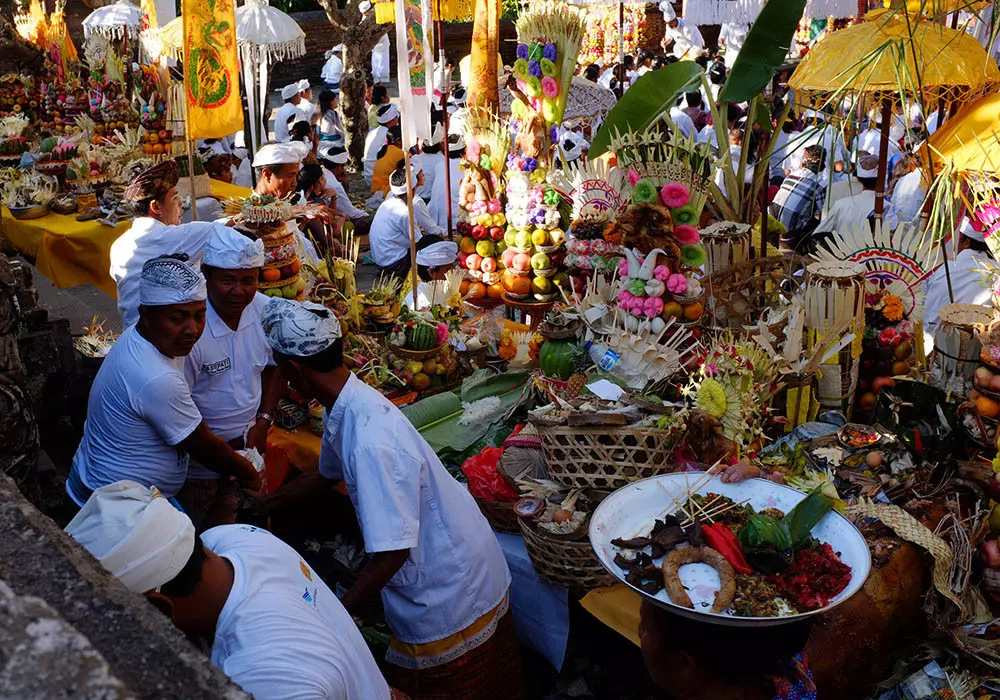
589,472,871,627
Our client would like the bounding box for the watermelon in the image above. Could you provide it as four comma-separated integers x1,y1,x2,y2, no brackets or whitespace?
539,339,578,380
39,136,58,154
406,323,437,350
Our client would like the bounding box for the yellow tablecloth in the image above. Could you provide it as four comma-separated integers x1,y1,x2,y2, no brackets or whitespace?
1,180,251,297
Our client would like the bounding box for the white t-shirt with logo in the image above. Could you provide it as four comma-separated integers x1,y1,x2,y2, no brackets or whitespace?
70,325,201,503
202,524,391,700
184,294,274,478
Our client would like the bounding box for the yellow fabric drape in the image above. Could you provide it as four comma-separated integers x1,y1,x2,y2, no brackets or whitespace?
468,0,500,112
923,91,1000,174
182,0,244,140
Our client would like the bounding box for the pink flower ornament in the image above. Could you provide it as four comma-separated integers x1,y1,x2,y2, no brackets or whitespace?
674,225,700,245
666,273,688,295
661,182,690,208
653,265,670,281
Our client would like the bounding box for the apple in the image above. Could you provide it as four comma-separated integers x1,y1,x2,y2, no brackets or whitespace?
550,228,566,245
489,226,505,241
515,230,532,249
475,240,495,258
504,228,518,246
466,253,483,270
457,252,469,268
158,129,168,140
481,256,497,273
512,253,532,272
530,252,551,270
501,249,516,268
471,225,488,241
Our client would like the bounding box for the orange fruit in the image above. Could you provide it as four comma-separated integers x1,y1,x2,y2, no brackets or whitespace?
507,275,532,296
977,395,1000,419
487,283,504,299
857,392,876,412
262,268,281,282
683,302,704,321
412,372,431,391
466,281,487,299
151,143,164,155
459,236,477,254
891,360,910,376
459,279,471,295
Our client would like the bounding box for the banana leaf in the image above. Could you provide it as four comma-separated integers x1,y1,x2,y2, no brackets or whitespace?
719,0,806,104
402,370,531,458
589,61,704,158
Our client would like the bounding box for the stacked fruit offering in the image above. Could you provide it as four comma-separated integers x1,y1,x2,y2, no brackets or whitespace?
259,227,303,299
501,166,568,302
456,204,506,296
855,325,914,414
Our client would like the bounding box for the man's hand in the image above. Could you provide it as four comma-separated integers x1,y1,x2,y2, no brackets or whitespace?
298,203,339,226
245,417,270,455
708,460,762,483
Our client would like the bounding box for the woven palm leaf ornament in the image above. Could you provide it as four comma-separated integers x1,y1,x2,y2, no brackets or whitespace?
813,220,940,318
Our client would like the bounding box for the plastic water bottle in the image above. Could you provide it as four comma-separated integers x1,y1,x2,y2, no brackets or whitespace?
585,340,621,373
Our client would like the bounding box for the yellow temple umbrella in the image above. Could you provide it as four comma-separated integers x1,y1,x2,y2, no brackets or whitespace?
905,0,990,15
789,9,1000,99
923,90,1000,174
789,8,1000,217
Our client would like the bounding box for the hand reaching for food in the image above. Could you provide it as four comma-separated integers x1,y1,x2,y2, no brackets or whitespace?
708,460,762,483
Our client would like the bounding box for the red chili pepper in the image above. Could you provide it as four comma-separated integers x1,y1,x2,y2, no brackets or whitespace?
703,522,753,575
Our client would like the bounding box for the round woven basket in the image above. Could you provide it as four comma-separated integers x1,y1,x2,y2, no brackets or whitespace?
390,344,443,361
534,424,680,490
475,497,520,535
519,518,614,590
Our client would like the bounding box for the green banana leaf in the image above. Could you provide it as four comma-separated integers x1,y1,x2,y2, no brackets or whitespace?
719,0,806,104
589,61,704,158
402,370,531,458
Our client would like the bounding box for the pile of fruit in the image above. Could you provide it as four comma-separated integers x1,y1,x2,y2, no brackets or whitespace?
259,228,304,299
502,166,568,302
0,75,37,119
962,364,1000,447
855,326,914,413
139,96,174,157
0,136,29,165
390,347,460,392
457,209,506,298
37,136,77,164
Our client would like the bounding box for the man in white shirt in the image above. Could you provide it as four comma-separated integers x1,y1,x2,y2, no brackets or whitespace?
886,162,926,230
786,110,846,180
364,103,399,184
814,154,879,240
372,32,391,85
261,298,519,699
111,160,232,329
718,22,749,69
660,2,704,60
669,99,695,139
413,123,444,201
318,143,371,236
429,134,465,232
370,166,445,277
296,79,318,125
272,83,302,143
923,217,994,350
856,111,902,163
66,481,391,700
68,257,262,507
321,44,344,93
181,229,284,526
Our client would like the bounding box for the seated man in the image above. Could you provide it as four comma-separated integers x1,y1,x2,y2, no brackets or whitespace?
110,160,231,328
66,480,392,699
181,229,284,527
261,299,521,699
371,125,405,197
369,166,444,279
769,144,826,250
68,256,261,508
364,103,399,184
317,143,371,237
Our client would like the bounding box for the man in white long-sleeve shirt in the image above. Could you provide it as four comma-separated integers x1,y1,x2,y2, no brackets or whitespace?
272,83,302,143
321,44,344,92
364,103,399,184
660,2,704,60
370,166,444,278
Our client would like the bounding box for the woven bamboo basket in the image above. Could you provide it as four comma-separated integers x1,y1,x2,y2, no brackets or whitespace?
932,303,995,389
389,344,443,361
701,255,807,338
519,518,614,589
535,424,679,490
474,497,520,535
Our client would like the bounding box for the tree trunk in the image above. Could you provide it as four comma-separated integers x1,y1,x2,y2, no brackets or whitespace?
0,13,44,71
316,0,390,169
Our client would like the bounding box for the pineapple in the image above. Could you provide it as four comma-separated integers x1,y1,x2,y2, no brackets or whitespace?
566,372,588,397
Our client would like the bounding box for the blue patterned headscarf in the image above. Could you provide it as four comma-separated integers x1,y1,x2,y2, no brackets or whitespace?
261,298,342,357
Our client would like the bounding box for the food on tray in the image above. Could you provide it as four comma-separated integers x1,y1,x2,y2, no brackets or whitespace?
839,423,881,448
608,482,850,618
662,546,736,613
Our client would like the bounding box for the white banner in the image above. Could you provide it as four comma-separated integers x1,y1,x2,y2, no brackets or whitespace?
393,0,435,148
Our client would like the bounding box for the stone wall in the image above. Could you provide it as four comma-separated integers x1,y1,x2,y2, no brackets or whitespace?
0,472,250,699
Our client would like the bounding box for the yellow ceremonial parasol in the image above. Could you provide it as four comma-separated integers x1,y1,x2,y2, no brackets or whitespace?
923,90,1000,174
904,0,991,15
789,8,1000,217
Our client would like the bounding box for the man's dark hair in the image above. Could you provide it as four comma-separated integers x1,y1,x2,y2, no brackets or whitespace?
967,237,989,254
292,337,345,372
389,167,408,191
159,535,207,598
584,64,600,82
695,54,709,70
624,55,635,70
254,162,294,182
801,144,826,173
297,163,324,195
290,120,312,142
365,74,375,88
372,85,389,105
858,176,878,188
386,125,402,143
685,92,702,109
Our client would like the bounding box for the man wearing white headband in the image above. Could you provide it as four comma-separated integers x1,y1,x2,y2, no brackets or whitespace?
660,2,704,60
68,256,262,508
111,160,234,329
296,78,319,125
923,216,994,351
67,480,392,699
273,83,303,143
318,142,371,235
429,133,465,230
260,298,519,698
322,44,344,93
786,109,847,182
364,102,400,184
413,239,458,309
179,229,283,526
857,108,903,164
370,165,445,278
812,153,879,242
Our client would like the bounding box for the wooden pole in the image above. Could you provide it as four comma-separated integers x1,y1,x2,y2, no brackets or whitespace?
403,148,420,308
872,97,891,220
618,1,625,100
436,18,453,239
186,138,199,221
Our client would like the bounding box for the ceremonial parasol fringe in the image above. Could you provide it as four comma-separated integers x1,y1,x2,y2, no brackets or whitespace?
240,38,307,64
681,0,857,25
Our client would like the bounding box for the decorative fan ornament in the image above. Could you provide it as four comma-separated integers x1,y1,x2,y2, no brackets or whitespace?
812,221,941,317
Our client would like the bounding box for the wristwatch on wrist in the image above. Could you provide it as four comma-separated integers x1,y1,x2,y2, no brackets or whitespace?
256,411,275,425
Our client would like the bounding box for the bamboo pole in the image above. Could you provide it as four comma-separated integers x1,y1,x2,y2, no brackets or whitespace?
618,1,625,100
403,147,420,308
186,138,199,221
436,16,453,239
872,97,891,220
